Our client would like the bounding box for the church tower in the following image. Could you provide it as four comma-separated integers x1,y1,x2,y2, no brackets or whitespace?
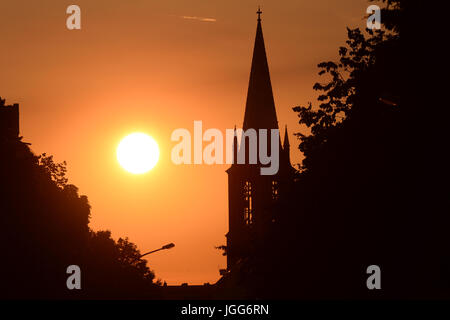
226,9,295,270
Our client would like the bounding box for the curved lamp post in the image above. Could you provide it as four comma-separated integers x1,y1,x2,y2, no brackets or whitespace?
139,243,175,259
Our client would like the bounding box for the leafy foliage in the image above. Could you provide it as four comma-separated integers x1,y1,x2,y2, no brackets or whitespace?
218,0,449,300
0,135,161,299
38,153,68,188
293,0,401,172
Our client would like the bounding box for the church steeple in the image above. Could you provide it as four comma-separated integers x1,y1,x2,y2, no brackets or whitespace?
283,125,291,164
283,125,290,150
242,8,279,131
225,11,295,271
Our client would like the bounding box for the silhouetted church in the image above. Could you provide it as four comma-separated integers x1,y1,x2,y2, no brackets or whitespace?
0,97,19,139
226,10,296,270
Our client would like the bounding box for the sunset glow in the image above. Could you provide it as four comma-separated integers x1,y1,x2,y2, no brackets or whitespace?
0,0,370,286
117,132,159,174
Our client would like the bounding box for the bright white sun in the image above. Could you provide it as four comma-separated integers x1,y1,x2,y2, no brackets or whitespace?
117,132,160,174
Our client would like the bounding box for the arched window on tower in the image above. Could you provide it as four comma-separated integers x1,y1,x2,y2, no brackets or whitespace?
244,181,253,225
272,180,279,201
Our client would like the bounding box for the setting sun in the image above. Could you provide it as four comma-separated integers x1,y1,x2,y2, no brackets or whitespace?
117,132,160,174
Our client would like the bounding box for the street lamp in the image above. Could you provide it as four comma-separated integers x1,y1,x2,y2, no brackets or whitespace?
139,243,175,259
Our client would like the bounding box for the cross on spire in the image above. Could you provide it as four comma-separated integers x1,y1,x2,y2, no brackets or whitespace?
257,6,262,22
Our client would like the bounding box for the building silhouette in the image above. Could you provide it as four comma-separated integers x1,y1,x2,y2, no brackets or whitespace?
226,10,296,270
0,97,19,139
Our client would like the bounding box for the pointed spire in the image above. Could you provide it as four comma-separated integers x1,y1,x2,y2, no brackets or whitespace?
242,8,278,131
283,125,290,149
282,125,291,165
233,125,238,164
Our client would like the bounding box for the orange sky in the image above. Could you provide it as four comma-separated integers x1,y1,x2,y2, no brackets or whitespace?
0,0,370,284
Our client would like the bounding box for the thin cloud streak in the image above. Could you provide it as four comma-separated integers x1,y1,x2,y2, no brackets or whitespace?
181,16,217,22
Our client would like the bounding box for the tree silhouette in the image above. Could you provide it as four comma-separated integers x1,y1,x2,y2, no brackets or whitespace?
294,1,401,173
0,130,161,299
217,0,449,299
38,153,69,188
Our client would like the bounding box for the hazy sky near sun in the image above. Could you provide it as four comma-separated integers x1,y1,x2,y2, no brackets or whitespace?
0,0,371,284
